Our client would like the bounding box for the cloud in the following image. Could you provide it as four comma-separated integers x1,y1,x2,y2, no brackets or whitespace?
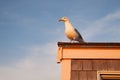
0,42,60,80
83,10,120,41
0,9,120,80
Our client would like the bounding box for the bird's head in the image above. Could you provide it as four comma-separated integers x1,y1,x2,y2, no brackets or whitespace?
58,16,69,22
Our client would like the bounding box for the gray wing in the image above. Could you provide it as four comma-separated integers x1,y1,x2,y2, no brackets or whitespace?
74,28,84,40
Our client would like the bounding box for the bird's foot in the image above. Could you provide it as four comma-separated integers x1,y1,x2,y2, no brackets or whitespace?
70,40,73,43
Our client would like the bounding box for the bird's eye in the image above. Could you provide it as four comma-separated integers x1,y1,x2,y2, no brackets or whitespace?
63,17,66,19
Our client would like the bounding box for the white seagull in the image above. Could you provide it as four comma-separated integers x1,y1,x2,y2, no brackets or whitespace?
59,16,84,43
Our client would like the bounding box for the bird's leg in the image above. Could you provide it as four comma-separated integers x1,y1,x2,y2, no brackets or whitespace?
70,40,72,43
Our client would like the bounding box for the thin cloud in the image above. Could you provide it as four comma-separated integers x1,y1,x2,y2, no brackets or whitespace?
0,42,60,80
83,10,120,41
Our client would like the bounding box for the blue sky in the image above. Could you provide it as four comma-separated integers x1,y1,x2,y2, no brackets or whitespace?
0,0,120,80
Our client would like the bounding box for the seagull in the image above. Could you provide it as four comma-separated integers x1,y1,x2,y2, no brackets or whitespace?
58,16,84,43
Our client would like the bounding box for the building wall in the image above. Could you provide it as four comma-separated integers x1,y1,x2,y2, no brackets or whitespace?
71,59,120,80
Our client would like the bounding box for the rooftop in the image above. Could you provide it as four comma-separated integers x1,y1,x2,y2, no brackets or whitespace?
58,42,120,48
57,42,120,63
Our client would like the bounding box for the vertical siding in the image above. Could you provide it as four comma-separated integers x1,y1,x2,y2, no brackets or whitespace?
71,71,79,80
71,60,120,80
72,60,82,70
87,71,96,80
79,71,87,80
82,60,92,70
107,60,120,71
92,60,108,70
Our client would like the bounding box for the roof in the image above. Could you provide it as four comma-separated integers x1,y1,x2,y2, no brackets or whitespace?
58,42,120,48
57,42,120,63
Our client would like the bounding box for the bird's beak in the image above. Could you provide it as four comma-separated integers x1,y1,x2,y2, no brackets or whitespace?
58,19,63,22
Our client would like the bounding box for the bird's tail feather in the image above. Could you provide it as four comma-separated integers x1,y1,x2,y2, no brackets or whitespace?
78,39,85,43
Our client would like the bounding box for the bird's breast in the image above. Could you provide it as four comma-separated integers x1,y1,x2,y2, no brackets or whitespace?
65,29,78,40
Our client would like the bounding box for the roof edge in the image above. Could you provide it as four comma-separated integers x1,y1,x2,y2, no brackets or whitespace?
57,42,120,48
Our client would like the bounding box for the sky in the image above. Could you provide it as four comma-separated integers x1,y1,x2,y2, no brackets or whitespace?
0,0,120,80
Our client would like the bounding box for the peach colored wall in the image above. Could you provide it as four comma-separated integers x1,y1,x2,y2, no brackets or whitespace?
57,43,120,80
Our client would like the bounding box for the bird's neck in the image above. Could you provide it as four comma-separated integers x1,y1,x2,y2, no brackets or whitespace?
64,21,74,30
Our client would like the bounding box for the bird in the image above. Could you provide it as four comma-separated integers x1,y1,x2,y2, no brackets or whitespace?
58,16,84,43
